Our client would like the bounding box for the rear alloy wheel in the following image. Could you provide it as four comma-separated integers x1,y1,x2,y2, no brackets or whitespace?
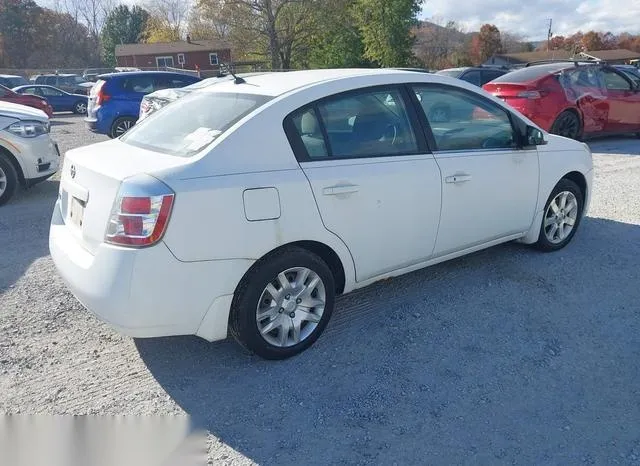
0,154,18,206
534,178,584,252
550,111,582,140
229,247,335,359
110,117,136,138
74,101,87,114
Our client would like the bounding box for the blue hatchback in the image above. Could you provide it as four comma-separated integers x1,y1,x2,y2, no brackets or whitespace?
85,71,200,138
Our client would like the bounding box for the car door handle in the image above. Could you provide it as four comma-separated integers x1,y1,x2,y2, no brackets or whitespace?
323,184,360,195
445,174,472,184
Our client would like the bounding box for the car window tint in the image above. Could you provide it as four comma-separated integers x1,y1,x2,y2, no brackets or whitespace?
41,87,63,96
23,87,41,96
482,69,505,84
562,67,601,88
44,77,57,85
290,108,329,158
460,70,481,86
315,88,418,158
0,86,8,97
414,86,517,152
123,77,155,93
602,69,631,90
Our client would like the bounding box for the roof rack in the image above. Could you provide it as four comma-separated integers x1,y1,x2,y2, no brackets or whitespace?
524,59,606,67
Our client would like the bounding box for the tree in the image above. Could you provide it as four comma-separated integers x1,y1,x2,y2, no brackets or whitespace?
470,24,502,64
299,0,368,68
195,0,317,70
0,0,41,67
413,19,468,69
352,0,423,67
144,0,189,41
581,30,604,51
101,5,150,66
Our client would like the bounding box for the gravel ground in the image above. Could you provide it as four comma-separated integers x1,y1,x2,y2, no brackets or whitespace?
1,113,640,465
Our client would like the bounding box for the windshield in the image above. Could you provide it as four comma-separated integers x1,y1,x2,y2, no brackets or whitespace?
121,92,272,157
436,69,463,78
6,77,28,87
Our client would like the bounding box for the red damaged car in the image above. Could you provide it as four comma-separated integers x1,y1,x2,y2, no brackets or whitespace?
0,83,53,117
483,61,640,140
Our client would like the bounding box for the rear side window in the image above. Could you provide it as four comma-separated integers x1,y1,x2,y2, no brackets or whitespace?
44,76,57,85
122,76,156,93
120,92,272,157
286,88,420,160
0,85,8,97
482,69,505,84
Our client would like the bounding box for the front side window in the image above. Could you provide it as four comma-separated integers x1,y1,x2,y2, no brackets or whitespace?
414,85,517,152
602,69,632,90
121,92,272,157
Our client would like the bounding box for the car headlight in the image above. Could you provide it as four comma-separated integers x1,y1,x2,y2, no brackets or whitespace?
5,120,49,138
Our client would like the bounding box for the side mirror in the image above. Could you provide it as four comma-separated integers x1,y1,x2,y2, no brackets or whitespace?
526,126,547,146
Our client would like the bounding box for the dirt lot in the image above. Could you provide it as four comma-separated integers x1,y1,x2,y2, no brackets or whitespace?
1,113,640,465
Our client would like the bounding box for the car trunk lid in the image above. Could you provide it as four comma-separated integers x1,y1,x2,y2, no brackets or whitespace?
58,139,188,254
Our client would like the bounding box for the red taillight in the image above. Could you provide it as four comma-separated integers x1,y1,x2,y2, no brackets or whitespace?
93,80,110,106
105,175,175,247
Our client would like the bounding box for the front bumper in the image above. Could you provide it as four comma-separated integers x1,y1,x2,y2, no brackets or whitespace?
49,199,253,341
0,132,59,181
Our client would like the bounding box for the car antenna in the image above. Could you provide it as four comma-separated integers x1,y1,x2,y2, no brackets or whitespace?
221,63,245,84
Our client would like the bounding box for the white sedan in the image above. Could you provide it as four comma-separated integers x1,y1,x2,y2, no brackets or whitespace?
49,69,593,359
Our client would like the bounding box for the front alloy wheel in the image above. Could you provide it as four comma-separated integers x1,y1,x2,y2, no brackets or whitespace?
534,178,584,251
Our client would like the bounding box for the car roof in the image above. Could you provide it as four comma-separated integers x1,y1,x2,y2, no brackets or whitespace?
197,68,427,97
0,74,23,78
98,70,200,80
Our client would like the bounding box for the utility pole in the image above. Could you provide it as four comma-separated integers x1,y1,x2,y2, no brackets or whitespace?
546,18,553,51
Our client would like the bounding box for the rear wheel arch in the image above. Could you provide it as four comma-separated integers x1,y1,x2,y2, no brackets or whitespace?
236,241,347,297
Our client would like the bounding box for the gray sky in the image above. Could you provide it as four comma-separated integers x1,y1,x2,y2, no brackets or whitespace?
420,0,640,41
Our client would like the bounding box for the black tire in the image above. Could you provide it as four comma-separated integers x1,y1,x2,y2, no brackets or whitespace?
534,178,584,252
73,101,87,114
550,110,582,140
0,153,18,206
109,117,136,139
229,246,336,360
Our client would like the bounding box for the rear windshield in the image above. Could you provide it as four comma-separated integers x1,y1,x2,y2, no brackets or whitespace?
491,63,573,83
120,92,272,157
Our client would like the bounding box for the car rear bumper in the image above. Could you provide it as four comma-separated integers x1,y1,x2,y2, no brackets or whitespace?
49,199,253,341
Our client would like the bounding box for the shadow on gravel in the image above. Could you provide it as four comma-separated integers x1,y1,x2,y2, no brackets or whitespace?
137,217,640,465
50,120,74,127
0,180,58,292
587,135,640,155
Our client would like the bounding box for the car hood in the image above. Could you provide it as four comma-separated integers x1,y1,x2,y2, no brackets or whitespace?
0,100,48,121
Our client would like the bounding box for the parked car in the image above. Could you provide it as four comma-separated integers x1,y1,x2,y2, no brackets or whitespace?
138,72,267,122
0,74,29,88
83,68,116,82
614,64,640,86
483,61,640,139
85,71,201,138
13,85,88,114
32,74,94,95
0,101,59,205
0,84,53,117
50,69,593,359
436,66,509,86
